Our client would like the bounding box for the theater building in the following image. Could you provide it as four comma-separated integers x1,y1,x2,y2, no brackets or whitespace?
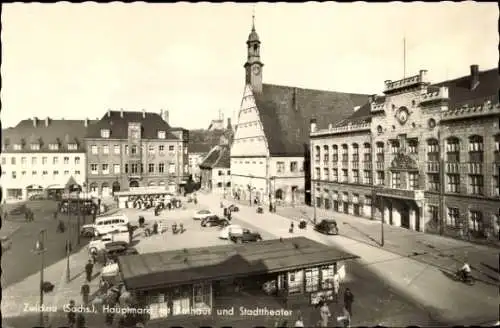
84,110,189,196
1,117,91,200
118,237,357,320
230,19,369,206
310,65,500,242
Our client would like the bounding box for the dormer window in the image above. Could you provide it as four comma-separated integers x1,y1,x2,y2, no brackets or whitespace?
30,143,40,151
49,144,59,151
13,144,22,150
158,131,166,139
68,143,78,150
101,129,110,138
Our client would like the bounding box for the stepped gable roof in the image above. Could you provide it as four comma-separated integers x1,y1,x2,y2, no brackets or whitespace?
85,111,178,140
434,68,499,109
2,118,95,152
254,83,370,156
199,145,230,169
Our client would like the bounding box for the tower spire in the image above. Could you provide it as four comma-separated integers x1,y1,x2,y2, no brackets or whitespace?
252,5,256,31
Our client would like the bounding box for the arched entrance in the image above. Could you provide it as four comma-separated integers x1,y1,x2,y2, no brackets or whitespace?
101,183,111,197
275,189,283,200
112,181,121,193
129,180,139,188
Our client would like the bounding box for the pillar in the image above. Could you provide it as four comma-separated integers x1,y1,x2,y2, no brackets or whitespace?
418,201,425,233
383,202,390,224
392,205,401,227
409,208,416,231
22,187,28,200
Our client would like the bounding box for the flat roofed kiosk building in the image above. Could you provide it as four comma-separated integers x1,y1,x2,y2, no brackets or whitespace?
84,110,189,197
1,117,92,200
118,237,358,319
310,65,500,241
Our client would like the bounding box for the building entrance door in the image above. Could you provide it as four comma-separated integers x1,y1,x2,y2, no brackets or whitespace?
343,202,349,214
333,201,339,212
400,203,410,229
353,204,360,216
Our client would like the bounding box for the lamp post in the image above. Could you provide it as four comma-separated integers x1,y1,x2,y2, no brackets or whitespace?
66,197,71,282
312,180,317,224
77,190,81,245
34,229,47,326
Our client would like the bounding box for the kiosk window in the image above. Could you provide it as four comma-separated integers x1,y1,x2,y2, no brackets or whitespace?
305,268,320,292
288,271,302,294
321,265,334,289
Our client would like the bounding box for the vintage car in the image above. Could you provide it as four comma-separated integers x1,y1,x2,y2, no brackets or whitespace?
201,215,229,227
313,219,339,235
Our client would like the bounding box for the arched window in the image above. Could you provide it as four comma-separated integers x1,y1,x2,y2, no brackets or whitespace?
363,143,371,162
427,139,439,162
390,140,400,154
323,145,329,163
376,142,384,162
446,137,460,162
314,145,321,161
332,145,338,162
352,143,359,161
468,135,483,162
408,139,418,154
341,144,348,162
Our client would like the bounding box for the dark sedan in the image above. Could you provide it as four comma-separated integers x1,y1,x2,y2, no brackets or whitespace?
228,205,239,212
201,215,229,227
314,219,339,235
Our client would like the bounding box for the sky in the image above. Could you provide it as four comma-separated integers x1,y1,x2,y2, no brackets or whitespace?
1,2,498,129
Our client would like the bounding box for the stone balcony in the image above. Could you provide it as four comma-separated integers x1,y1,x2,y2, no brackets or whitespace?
426,162,440,173
383,70,430,93
441,101,500,121
420,86,449,105
375,187,425,201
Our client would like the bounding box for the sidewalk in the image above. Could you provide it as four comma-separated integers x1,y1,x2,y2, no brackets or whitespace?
199,192,500,326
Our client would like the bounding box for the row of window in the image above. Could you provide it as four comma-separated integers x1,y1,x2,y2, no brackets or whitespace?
233,136,266,144
2,156,81,166
90,144,182,155
99,129,167,139
4,170,81,179
442,206,496,232
6,143,79,151
232,160,305,173
89,163,180,175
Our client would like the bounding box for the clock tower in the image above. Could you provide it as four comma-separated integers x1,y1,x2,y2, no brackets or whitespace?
244,14,264,93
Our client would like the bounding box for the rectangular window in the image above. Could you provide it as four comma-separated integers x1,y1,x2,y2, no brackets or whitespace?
68,143,78,150
494,174,499,197
114,145,120,154
320,265,334,290
12,171,16,179
323,147,329,162
64,170,69,175
113,164,120,174
290,161,298,173
53,170,59,176
169,145,175,151
159,145,165,152
342,169,348,183
446,207,459,227
91,145,98,154
408,140,418,154
341,146,348,162
427,173,440,192
409,172,419,190
74,170,80,175
90,164,98,174
131,146,137,155
100,129,110,138
158,131,166,139
377,171,385,185
2,157,6,165
21,157,27,165
63,157,69,165
352,170,359,183
288,271,303,294
31,144,40,150
125,164,128,173
323,168,329,180
332,147,338,162
42,170,48,176
333,169,338,182
131,164,138,174
391,172,401,189
103,145,109,154
32,170,37,176
218,170,223,176
148,145,155,154
391,140,400,154
363,170,372,184
32,157,37,165
102,164,109,174
42,157,47,165
169,163,176,174
75,157,80,165
158,163,165,173
49,144,59,151
352,146,359,162
427,142,439,162
364,195,372,206
469,210,483,233
469,175,484,195
315,167,320,180
276,162,285,173
429,205,439,223
447,174,460,193
11,157,16,165
53,157,58,165
149,163,155,173
304,268,320,292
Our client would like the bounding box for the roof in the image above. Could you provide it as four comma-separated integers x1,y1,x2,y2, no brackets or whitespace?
188,143,213,154
254,83,370,156
85,111,178,140
199,145,230,169
118,236,358,290
188,129,233,155
335,101,373,127
2,118,96,152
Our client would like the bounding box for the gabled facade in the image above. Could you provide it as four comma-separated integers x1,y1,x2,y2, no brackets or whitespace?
230,19,369,206
84,110,189,196
1,117,92,200
310,65,500,243
200,144,231,196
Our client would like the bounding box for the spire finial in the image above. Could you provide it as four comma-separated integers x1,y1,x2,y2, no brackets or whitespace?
252,5,256,31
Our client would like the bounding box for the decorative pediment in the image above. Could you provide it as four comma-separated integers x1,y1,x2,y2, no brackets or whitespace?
391,153,417,170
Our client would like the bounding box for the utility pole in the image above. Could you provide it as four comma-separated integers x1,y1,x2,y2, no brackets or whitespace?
66,201,71,283
312,180,317,224
77,191,81,245
35,229,47,326
381,197,385,247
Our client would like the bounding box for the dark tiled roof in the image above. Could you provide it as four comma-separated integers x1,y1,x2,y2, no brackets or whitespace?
188,143,213,154
434,68,499,108
335,102,372,127
254,84,370,156
118,236,358,290
2,118,96,152
199,145,230,169
188,129,233,155
85,111,178,140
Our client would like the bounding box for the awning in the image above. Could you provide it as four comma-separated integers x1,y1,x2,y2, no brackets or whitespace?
26,185,43,190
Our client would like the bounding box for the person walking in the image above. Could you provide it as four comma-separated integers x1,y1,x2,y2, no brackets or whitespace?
319,300,331,327
76,313,85,328
85,259,94,282
81,283,90,305
67,300,76,327
344,288,354,317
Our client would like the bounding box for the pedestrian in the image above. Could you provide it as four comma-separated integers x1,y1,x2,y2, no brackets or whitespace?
65,241,72,254
76,313,85,328
333,271,340,302
85,259,94,282
67,300,76,327
289,222,294,233
319,300,331,327
344,288,354,317
81,283,90,305
153,221,158,234
53,211,58,219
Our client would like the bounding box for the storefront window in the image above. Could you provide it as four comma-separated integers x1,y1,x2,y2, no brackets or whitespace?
305,268,319,292
321,265,334,289
288,270,303,294
193,283,211,308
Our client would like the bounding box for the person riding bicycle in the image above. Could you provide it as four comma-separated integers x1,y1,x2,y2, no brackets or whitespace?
458,262,472,280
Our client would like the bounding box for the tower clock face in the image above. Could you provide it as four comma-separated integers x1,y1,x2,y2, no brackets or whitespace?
252,65,261,75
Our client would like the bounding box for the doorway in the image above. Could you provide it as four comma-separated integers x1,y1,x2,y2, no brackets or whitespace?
333,201,339,212
343,202,348,214
129,180,139,188
400,202,410,229
353,204,360,216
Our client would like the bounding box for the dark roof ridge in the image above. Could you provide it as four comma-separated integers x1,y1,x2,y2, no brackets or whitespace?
433,67,497,85
262,83,370,96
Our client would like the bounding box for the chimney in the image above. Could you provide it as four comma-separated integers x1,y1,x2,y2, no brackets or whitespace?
142,109,146,119
107,109,111,118
45,117,50,127
32,117,37,128
120,108,124,118
310,118,317,133
470,64,479,90
84,118,89,127
227,118,232,130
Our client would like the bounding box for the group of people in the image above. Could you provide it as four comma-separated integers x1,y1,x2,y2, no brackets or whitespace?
126,194,181,211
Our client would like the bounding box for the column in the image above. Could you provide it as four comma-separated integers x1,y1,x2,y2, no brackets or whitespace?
22,187,28,200
392,206,401,227
418,201,425,233
409,208,416,231
383,201,390,223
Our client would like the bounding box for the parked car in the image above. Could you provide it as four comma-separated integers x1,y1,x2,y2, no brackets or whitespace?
106,245,139,261
88,230,131,254
314,219,339,235
201,215,229,227
80,226,96,238
228,205,239,212
81,215,129,236
193,209,214,220
219,224,243,239
1,236,12,252
230,228,262,243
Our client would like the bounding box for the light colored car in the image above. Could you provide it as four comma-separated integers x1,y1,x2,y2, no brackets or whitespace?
219,224,243,240
193,209,214,220
81,214,129,236
88,230,130,254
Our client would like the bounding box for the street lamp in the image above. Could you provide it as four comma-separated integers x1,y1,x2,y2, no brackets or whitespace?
76,190,81,245
66,196,71,282
312,180,317,224
34,229,47,326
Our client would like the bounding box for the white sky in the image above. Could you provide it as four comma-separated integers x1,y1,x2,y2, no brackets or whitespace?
1,2,498,129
